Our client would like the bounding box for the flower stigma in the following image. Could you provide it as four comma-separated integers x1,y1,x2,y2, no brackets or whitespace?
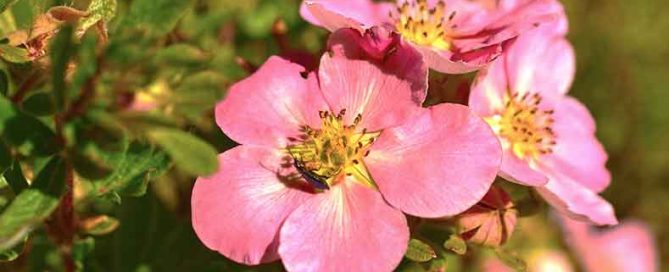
392,0,454,50
286,109,379,190
486,92,556,160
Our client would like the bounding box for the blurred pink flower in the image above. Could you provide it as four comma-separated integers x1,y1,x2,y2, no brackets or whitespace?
191,32,502,271
560,216,658,272
468,24,617,225
301,0,562,73
484,250,574,272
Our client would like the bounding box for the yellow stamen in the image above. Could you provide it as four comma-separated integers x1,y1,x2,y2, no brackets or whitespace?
486,92,556,160
392,0,453,50
287,110,379,189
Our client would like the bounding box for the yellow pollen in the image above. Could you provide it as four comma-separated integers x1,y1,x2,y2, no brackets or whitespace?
486,92,556,160
392,0,453,50
286,109,378,190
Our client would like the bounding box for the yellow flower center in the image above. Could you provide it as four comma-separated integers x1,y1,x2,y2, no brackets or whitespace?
287,109,378,190
393,0,453,50
486,92,556,160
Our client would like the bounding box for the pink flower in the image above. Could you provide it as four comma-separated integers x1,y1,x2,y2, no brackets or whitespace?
192,31,502,271
468,24,617,225
484,250,574,272
560,216,658,272
301,0,563,73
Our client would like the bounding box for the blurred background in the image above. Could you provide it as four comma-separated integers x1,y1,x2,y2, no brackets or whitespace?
0,0,667,271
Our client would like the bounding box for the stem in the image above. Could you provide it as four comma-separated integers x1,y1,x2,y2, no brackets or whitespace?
10,71,41,103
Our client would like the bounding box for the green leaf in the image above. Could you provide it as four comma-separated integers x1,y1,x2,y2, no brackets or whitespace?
3,160,27,194
0,70,8,96
0,156,66,251
0,236,25,262
77,0,116,35
405,239,437,263
495,248,527,272
443,234,467,255
0,0,18,14
154,44,209,68
0,44,30,63
0,140,11,173
128,0,192,35
96,142,170,197
50,24,74,111
147,128,218,176
69,148,113,181
79,215,119,235
22,92,56,116
0,96,60,156
72,236,95,271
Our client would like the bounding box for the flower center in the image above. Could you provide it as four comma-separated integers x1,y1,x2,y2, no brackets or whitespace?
287,109,378,190
392,0,453,50
486,92,556,160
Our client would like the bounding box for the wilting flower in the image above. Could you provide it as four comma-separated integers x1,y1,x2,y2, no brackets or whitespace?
560,216,658,272
468,22,617,225
191,32,502,271
457,186,518,247
301,0,562,73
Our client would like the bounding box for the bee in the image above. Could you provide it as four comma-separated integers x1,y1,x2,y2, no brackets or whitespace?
293,159,330,190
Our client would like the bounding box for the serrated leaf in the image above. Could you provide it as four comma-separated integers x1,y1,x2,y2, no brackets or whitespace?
0,44,30,63
0,156,66,251
405,238,437,263
3,160,27,194
0,96,60,156
79,215,119,235
0,70,8,96
443,234,467,255
22,92,56,116
77,0,116,35
147,128,218,176
96,142,170,197
495,248,527,272
128,0,191,35
50,24,74,111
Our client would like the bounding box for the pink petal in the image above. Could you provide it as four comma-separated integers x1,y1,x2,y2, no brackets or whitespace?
453,0,563,49
499,149,548,186
469,56,509,116
301,0,394,32
318,54,424,132
365,104,502,217
191,146,315,265
216,56,329,148
542,97,610,192
537,175,617,226
505,28,575,95
560,217,658,272
416,45,499,74
327,27,428,103
279,181,409,272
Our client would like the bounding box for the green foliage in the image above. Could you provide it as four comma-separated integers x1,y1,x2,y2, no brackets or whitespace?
77,0,116,35
0,156,65,251
0,44,30,63
0,70,8,96
127,0,192,35
147,128,218,176
0,96,59,156
0,0,18,14
443,234,467,255
405,239,437,263
50,24,75,111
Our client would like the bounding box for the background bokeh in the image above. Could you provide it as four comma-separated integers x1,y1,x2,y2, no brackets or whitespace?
0,0,667,271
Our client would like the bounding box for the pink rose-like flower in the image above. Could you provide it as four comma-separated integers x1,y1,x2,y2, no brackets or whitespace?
468,24,617,225
301,0,562,74
192,31,502,271
560,216,659,272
